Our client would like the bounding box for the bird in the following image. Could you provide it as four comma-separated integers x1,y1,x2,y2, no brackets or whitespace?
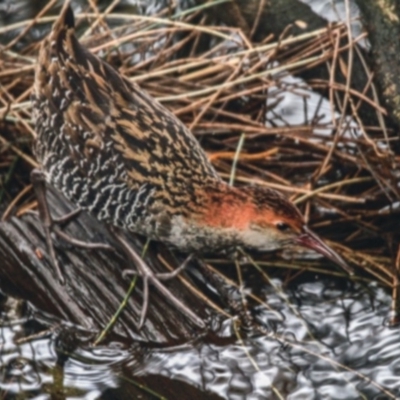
31,3,353,328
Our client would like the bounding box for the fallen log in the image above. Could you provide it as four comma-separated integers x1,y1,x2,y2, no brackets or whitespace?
0,187,211,343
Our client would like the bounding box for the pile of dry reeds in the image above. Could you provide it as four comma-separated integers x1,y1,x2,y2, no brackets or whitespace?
0,1,399,311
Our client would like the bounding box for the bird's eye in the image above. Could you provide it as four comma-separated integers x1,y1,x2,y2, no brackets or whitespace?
276,222,290,232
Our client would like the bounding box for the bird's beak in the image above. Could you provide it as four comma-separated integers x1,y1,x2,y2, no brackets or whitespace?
295,226,354,275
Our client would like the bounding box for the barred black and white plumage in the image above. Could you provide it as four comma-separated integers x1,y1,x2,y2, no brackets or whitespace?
32,5,221,243
32,3,352,273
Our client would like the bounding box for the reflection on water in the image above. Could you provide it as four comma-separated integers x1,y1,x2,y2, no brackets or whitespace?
1,279,399,399
0,0,398,398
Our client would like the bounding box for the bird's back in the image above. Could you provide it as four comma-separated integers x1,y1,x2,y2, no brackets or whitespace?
32,5,220,236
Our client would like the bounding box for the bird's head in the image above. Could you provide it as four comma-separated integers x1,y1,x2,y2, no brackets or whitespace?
197,184,353,274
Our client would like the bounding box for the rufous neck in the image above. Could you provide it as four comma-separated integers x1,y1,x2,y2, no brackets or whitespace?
192,183,256,230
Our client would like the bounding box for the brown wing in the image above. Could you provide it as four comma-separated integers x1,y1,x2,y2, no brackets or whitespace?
32,4,220,222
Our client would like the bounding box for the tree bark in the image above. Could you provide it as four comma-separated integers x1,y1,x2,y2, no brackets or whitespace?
355,0,400,134
0,187,209,343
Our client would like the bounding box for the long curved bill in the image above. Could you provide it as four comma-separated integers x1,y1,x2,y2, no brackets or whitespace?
295,226,354,275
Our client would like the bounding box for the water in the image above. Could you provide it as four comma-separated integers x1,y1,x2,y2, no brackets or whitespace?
1,0,399,398
1,276,399,399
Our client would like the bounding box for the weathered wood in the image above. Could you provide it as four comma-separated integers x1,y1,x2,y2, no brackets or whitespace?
0,187,210,343
355,0,400,137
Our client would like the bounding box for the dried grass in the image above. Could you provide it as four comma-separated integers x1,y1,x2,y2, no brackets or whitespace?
0,1,399,316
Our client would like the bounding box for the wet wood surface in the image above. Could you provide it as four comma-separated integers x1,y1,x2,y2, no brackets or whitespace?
0,187,211,344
